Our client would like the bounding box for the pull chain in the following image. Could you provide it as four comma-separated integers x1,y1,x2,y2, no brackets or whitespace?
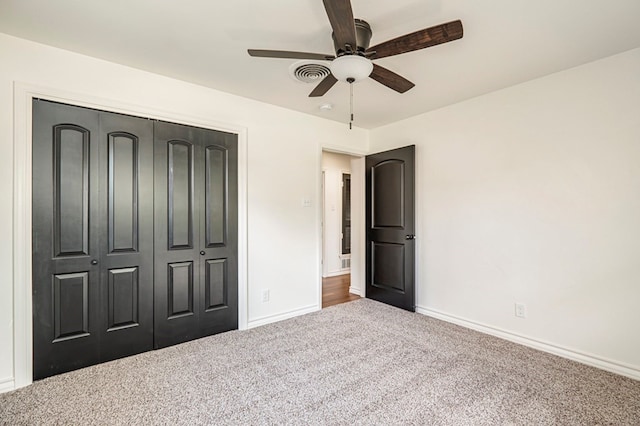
349,81,354,130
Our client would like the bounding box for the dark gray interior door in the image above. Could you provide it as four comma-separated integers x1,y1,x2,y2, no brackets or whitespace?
32,100,154,379
365,145,415,311
153,121,238,348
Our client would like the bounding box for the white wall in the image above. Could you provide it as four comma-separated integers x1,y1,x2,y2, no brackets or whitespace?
370,48,640,377
322,152,352,277
0,33,368,390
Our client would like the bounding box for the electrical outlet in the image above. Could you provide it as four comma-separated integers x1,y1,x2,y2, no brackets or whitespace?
515,303,526,318
262,289,270,303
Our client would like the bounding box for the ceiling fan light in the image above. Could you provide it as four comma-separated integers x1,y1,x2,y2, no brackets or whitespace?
330,55,373,83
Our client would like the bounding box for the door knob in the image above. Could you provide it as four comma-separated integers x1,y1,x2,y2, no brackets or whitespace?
200,250,206,255
90,259,99,265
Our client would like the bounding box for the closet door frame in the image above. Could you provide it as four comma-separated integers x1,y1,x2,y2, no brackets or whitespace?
12,83,248,389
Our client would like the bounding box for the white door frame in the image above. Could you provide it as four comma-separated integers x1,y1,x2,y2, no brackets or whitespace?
12,82,249,389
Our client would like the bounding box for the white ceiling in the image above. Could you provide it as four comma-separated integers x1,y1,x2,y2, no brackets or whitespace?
1,0,640,129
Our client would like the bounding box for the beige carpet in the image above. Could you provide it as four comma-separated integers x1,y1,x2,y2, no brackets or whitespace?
1,299,639,425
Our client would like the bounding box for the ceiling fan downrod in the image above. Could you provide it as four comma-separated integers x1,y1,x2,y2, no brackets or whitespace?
332,19,372,56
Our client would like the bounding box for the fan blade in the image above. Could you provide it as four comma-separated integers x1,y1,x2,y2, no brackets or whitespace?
248,49,335,61
309,74,338,97
369,64,415,93
323,0,357,51
366,20,463,59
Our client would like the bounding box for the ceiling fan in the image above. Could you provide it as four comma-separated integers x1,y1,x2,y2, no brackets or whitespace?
248,0,463,97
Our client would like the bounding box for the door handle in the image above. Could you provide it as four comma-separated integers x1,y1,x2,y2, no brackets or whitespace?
405,234,416,240
200,250,206,256
90,259,99,265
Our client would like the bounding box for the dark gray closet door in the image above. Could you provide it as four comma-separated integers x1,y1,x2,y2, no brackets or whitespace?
98,112,154,361
32,100,101,379
153,121,238,348
199,130,238,337
32,100,154,379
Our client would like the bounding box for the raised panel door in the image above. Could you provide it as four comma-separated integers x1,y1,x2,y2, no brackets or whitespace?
154,121,202,347
99,112,154,361
199,132,238,337
365,145,415,311
32,100,101,379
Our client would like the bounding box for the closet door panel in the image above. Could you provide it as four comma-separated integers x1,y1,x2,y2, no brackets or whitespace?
199,131,238,336
32,100,101,379
107,267,139,330
100,112,154,361
204,259,227,310
54,125,90,256
108,132,138,253
154,121,201,348
205,145,227,246
52,272,90,341
168,261,195,318
168,141,194,249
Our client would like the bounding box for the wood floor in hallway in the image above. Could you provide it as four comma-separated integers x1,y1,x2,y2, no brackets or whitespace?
322,273,360,308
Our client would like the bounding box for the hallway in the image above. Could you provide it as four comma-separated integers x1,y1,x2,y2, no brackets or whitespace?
322,274,360,308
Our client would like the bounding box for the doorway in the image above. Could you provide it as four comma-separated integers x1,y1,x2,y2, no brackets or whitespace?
321,151,362,308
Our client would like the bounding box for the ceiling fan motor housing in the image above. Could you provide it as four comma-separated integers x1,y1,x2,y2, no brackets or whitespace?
332,19,372,55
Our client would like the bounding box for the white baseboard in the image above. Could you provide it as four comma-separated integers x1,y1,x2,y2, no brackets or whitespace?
349,286,362,296
323,271,350,278
0,377,15,394
247,304,319,329
417,306,640,381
